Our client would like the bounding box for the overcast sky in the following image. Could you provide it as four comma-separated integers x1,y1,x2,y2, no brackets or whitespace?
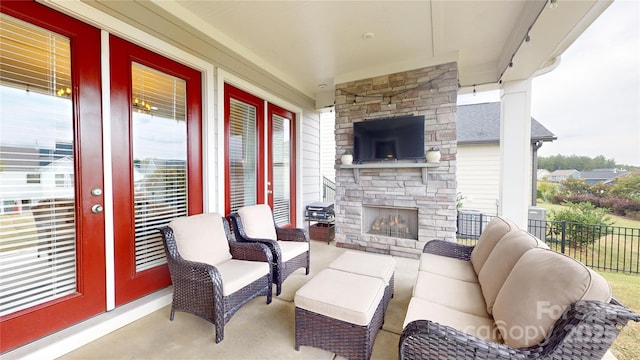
458,0,640,166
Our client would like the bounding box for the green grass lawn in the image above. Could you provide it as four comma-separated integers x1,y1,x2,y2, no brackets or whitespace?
598,271,640,360
537,202,640,359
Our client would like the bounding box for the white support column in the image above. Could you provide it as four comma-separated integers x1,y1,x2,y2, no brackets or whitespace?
499,79,532,227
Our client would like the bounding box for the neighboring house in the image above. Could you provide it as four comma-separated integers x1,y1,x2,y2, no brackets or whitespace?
456,102,556,216
537,169,551,181
581,168,628,185
547,169,581,182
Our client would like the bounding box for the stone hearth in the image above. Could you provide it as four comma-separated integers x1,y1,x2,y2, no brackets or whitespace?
333,63,458,258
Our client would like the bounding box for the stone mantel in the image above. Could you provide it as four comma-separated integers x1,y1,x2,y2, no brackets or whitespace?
338,162,441,184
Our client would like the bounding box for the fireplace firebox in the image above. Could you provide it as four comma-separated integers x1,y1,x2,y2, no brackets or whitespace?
362,206,418,240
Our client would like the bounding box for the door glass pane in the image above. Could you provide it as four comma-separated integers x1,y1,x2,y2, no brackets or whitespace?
271,114,290,226
131,63,187,272
0,14,76,316
229,98,257,213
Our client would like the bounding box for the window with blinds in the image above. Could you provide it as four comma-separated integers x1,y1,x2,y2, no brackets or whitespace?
271,114,291,226
229,98,257,214
0,14,76,316
131,63,187,272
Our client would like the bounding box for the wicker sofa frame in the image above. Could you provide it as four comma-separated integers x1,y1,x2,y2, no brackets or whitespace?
229,212,310,295
159,218,273,343
399,240,640,360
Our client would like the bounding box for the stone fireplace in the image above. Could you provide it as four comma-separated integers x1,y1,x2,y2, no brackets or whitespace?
334,63,458,258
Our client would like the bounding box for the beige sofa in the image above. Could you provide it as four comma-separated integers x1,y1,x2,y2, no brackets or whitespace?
400,216,639,360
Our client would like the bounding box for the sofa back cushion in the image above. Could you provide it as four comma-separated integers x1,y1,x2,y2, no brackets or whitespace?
169,213,232,266
478,229,549,314
237,204,277,240
470,216,518,274
492,248,611,349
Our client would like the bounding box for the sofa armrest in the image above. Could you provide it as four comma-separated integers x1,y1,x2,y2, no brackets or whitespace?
400,299,640,360
399,320,526,360
276,227,309,242
422,240,474,261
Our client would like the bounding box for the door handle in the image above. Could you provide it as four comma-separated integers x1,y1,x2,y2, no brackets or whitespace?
91,204,104,214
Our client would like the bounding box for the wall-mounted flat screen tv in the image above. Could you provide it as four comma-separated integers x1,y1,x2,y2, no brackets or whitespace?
353,115,425,163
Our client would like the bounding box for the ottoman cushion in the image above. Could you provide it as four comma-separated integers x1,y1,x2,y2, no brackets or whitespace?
328,251,395,285
295,268,385,326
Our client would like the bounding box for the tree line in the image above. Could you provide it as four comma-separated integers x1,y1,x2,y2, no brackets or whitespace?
538,154,619,171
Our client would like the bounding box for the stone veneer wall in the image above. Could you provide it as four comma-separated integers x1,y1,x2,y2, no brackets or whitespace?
334,63,458,258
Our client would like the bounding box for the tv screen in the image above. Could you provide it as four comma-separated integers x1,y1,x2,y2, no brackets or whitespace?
353,115,425,163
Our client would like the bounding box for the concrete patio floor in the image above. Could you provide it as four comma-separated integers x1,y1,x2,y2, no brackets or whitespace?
51,239,616,360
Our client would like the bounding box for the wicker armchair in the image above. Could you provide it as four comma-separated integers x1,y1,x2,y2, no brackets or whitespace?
159,213,273,343
228,204,310,295
399,240,640,359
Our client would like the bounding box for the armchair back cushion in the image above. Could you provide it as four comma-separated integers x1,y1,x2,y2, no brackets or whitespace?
169,213,232,266
237,204,277,240
478,229,549,314
493,248,612,348
470,216,517,274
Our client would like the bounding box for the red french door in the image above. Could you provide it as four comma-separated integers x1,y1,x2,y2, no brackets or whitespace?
110,36,203,305
224,84,296,226
0,2,106,352
267,104,297,227
224,84,266,215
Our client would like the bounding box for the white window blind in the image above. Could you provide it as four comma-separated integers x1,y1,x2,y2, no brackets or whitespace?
131,63,187,272
0,14,76,317
271,114,290,226
229,98,257,213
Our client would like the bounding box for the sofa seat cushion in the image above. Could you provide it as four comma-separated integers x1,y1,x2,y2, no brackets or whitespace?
418,253,478,283
470,216,518,274
404,297,502,343
478,229,549,314
237,204,278,240
328,251,395,285
169,213,232,267
493,248,612,349
295,268,385,326
216,259,270,296
413,271,489,318
277,240,309,262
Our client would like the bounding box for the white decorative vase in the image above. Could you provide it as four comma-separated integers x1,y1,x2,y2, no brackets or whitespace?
341,154,353,165
426,150,441,163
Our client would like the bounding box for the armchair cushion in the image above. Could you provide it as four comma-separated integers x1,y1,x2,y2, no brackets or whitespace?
478,228,549,314
493,248,612,348
237,204,277,240
215,259,270,296
470,216,517,274
169,213,232,266
278,240,309,262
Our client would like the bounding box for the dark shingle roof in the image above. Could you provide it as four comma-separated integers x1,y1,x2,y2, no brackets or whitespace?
457,102,557,144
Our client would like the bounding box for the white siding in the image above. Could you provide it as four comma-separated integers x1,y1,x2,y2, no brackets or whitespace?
457,144,500,216
320,111,336,181
301,111,322,213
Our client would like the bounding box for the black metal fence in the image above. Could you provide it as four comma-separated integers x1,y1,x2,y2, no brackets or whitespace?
322,176,335,203
456,213,640,275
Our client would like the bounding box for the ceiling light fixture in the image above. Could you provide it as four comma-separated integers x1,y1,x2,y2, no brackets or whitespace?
549,0,558,9
318,84,327,89
362,32,374,40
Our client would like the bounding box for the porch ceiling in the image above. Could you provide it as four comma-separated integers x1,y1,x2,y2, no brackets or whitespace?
86,0,611,106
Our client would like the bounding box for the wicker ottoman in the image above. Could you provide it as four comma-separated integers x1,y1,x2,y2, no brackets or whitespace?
328,251,395,310
294,268,386,360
